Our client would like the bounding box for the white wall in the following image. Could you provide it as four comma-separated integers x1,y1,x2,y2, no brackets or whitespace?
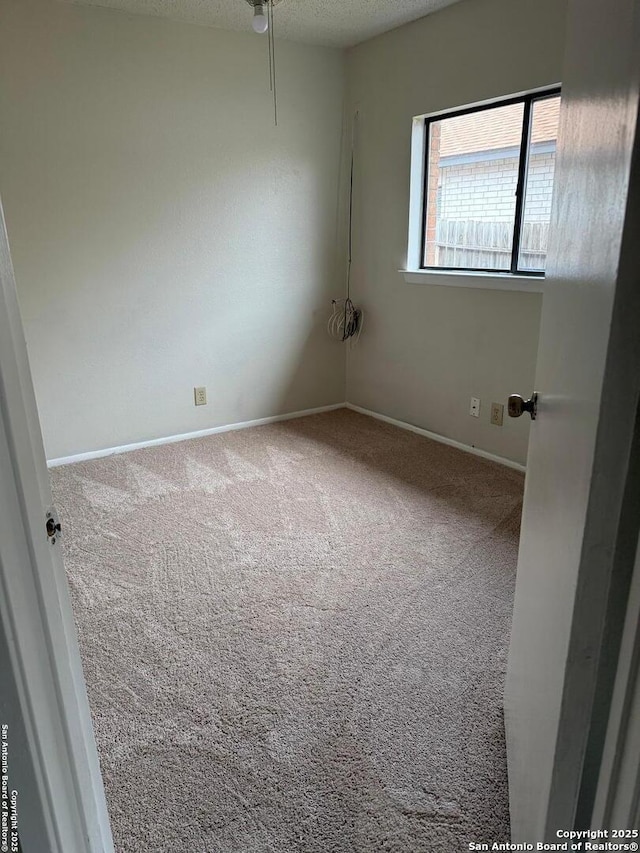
0,0,569,466
0,0,346,460
346,0,568,465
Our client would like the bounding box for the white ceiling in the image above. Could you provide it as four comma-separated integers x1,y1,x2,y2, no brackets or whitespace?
61,0,465,47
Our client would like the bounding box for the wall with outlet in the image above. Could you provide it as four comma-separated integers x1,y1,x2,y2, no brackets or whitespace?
345,0,568,465
0,0,566,467
0,0,345,460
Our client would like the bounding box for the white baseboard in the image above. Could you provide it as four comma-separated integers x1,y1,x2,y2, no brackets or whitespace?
345,403,526,473
47,403,346,468
48,400,526,474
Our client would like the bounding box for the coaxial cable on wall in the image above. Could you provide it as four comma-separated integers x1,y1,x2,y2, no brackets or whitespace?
327,297,363,343
328,111,363,345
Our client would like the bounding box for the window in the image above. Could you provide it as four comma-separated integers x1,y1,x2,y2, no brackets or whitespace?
421,89,561,275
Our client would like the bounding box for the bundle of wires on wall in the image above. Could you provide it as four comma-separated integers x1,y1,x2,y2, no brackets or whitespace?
328,111,363,346
328,297,363,343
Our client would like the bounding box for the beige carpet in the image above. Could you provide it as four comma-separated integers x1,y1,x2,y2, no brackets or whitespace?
51,409,523,852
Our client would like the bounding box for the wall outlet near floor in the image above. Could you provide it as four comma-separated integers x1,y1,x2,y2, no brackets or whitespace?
194,386,207,406
469,397,481,418
490,402,504,426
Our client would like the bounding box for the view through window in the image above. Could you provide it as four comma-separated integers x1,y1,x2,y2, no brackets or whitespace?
422,90,561,274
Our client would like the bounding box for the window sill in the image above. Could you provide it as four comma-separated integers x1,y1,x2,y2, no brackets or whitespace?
401,269,545,293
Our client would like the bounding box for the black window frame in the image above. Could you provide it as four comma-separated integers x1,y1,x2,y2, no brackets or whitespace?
420,86,561,277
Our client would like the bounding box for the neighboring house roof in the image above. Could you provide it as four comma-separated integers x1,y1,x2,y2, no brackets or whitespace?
439,96,560,157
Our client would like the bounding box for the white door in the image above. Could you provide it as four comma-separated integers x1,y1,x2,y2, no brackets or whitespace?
504,0,640,841
0,196,114,852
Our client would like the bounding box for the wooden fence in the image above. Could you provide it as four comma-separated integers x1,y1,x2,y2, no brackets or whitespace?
434,219,549,270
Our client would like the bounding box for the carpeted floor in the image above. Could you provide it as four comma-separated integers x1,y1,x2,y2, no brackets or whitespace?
51,409,523,852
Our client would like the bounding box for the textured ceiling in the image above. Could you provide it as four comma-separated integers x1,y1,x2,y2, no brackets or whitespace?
60,0,466,47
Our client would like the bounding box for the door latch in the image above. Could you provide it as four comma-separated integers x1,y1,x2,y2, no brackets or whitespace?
508,392,538,420
45,508,62,545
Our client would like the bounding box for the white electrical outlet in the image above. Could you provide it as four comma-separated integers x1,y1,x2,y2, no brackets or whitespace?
470,397,481,418
491,402,504,426
194,386,207,406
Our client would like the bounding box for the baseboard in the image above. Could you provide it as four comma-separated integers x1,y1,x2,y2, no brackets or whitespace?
48,400,526,473
345,403,526,473
46,403,346,468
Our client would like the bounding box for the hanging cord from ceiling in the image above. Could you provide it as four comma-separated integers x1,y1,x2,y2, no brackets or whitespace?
267,0,277,126
246,0,278,126
328,111,363,345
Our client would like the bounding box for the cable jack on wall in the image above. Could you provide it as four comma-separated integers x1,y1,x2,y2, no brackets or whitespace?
245,0,279,126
